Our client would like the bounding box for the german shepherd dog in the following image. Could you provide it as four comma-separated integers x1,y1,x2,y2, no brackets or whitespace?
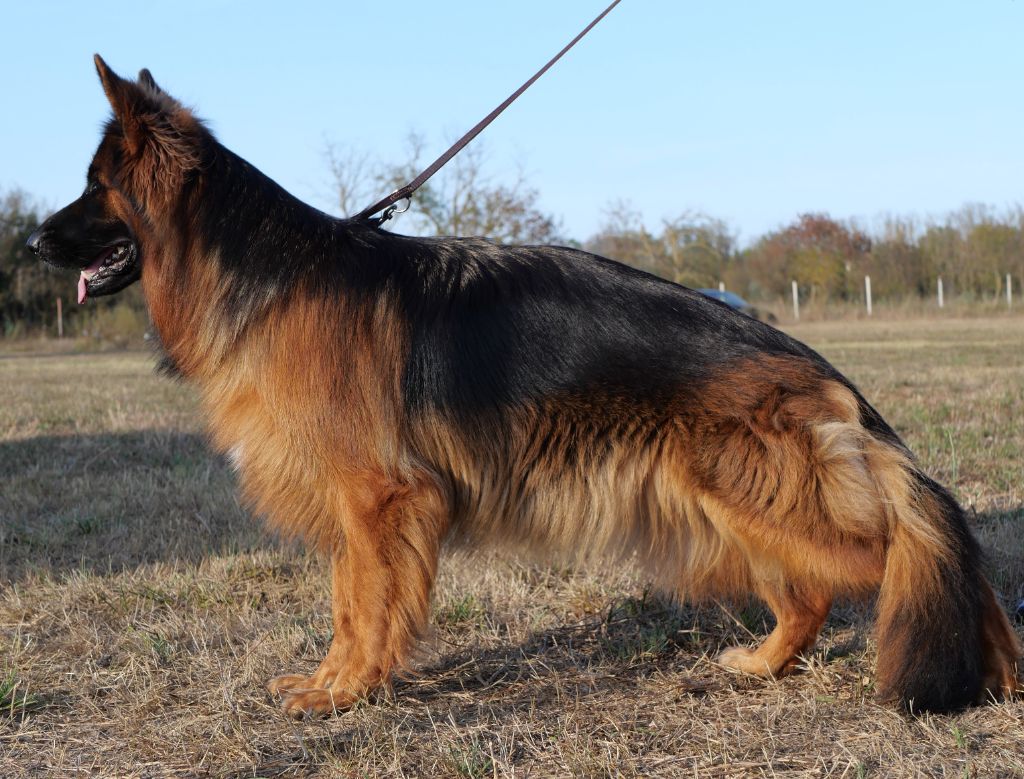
28,57,1019,717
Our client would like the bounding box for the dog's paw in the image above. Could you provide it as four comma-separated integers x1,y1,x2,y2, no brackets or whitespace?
716,646,775,677
279,687,354,719
266,674,311,696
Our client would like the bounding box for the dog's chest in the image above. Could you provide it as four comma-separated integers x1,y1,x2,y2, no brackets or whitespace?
226,442,246,473
203,381,316,489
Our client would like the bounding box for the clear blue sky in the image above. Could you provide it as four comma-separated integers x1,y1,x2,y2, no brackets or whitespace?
4,0,1022,245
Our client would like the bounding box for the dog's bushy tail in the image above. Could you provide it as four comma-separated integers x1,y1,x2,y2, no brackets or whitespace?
874,468,1020,712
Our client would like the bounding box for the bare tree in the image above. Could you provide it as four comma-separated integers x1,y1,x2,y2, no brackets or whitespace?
326,132,563,244
660,211,735,288
586,203,735,288
324,142,379,217
584,200,662,275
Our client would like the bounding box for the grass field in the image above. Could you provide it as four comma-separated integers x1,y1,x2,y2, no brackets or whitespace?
1,316,1022,777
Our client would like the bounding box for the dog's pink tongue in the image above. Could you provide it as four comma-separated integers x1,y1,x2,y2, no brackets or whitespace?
77,254,108,304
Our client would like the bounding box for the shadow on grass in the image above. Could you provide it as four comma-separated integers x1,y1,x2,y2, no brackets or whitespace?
246,561,1023,777
244,599,874,777
247,505,1022,774
241,596,742,778
0,431,265,583
398,591,877,709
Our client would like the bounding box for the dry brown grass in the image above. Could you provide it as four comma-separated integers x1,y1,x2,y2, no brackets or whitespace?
760,296,1022,325
1,317,1022,777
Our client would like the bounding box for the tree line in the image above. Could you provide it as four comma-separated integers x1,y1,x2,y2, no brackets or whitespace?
586,202,1024,306
2,152,1022,337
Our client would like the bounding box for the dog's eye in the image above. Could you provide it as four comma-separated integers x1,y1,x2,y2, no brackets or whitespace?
84,181,101,196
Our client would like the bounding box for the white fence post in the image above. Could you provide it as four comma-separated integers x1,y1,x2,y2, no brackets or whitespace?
865,275,872,316
791,280,799,321
718,281,725,292
1008,273,1013,308
937,277,944,308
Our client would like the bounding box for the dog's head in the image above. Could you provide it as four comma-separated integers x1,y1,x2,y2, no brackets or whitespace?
26,55,206,303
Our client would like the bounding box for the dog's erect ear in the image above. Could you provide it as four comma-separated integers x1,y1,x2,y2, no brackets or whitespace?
94,54,159,155
94,54,142,121
93,54,199,170
137,68,165,96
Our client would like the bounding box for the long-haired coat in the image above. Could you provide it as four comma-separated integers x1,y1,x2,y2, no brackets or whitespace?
27,57,1020,717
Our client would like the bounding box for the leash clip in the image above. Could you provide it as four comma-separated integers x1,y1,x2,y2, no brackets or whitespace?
375,196,412,227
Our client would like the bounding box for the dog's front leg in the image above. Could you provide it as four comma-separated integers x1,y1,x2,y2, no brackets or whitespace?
267,544,354,699
269,471,448,718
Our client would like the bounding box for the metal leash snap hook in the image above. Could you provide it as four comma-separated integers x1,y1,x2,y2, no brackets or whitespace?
379,197,411,225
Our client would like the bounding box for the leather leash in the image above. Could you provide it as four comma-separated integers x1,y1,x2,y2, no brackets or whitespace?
353,0,623,226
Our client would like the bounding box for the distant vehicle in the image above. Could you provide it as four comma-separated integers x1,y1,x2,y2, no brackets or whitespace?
696,289,777,323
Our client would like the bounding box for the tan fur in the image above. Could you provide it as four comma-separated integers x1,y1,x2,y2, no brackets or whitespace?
190,324,1017,714
84,58,1019,716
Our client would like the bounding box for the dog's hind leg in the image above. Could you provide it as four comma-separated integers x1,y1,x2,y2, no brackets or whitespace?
687,366,891,682
272,470,449,718
717,580,832,677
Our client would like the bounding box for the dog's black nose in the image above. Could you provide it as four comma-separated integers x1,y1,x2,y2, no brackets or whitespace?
25,227,44,255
